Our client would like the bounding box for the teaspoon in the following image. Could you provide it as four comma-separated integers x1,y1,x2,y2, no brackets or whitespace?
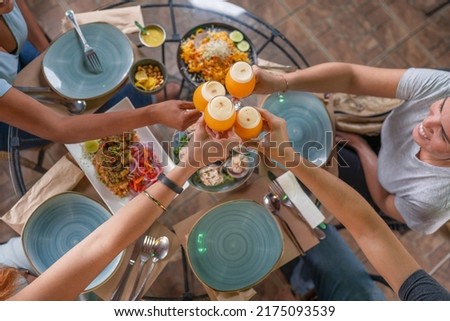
263,192,305,255
132,236,169,300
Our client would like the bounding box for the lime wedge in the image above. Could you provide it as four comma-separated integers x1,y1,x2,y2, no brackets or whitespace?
84,140,100,154
237,40,250,52
229,30,244,43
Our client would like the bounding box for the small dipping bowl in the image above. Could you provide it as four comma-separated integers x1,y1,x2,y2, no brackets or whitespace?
139,24,166,48
129,58,167,94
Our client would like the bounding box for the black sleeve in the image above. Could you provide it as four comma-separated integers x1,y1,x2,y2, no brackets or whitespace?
399,269,450,301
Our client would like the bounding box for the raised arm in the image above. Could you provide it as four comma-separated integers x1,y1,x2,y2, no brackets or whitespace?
9,117,235,300
253,62,405,98
257,108,419,294
0,87,200,142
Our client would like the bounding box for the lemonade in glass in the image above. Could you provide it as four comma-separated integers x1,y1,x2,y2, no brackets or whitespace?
204,95,236,132
234,106,263,140
193,81,226,112
225,61,255,99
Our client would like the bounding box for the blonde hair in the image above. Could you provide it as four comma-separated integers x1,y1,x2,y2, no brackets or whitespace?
0,267,22,300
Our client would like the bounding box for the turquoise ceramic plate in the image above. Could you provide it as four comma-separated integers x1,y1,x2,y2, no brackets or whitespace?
42,22,134,100
262,91,334,167
22,192,124,292
187,200,283,292
171,131,258,193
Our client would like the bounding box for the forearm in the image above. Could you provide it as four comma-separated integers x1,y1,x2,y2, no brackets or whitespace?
11,165,196,300
283,62,402,97
0,88,160,143
279,149,419,292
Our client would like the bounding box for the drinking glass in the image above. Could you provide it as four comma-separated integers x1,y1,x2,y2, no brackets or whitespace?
204,95,236,132
225,61,255,101
193,81,226,112
234,106,263,140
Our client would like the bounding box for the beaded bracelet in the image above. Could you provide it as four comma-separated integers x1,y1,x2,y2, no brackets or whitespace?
142,190,167,212
158,173,184,194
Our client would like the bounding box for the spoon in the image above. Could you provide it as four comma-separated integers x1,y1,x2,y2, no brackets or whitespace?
132,236,169,300
134,20,148,35
14,86,87,114
36,97,87,115
263,192,305,255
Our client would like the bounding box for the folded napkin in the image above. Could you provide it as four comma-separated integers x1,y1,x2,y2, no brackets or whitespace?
1,155,84,234
276,171,325,228
61,5,144,34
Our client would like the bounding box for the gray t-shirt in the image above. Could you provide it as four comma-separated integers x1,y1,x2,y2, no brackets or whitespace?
378,68,450,234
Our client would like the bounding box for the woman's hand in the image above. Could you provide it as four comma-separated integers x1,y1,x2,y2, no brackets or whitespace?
150,100,200,131
252,66,287,95
180,117,239,169
335,131,371,154
256,108,294,164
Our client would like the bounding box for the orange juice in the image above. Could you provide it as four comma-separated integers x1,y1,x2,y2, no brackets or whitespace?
225,61,256,99
193,81,226,112
234,106,263,140
204,96,236,132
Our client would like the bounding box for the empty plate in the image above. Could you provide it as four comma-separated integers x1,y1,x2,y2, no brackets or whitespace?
22,192,124,292
262,91,334,167
187,200,283,292
42,22,134,100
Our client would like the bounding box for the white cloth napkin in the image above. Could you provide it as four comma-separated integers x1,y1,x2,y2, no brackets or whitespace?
61,5,144,34
276,171,325,228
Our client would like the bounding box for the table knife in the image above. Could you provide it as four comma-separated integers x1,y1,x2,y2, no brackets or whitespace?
110,234,146,301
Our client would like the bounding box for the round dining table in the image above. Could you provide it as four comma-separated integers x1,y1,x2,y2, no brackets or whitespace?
5,0,332,301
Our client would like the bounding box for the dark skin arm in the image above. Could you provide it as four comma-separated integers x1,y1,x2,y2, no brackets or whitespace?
0,87,200,143
16,0,49,52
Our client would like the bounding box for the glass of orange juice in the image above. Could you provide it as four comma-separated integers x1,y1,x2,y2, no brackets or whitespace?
204,95,236,132
234,106,263,140
193,81,226,112
225,61,256,99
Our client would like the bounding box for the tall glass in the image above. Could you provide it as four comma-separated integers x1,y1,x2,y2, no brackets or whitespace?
225,61,256,100
204,95,236,132
193,81,226,112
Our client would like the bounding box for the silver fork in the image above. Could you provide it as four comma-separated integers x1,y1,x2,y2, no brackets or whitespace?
65,10,103,74
268,180,326,240
129,235,155,300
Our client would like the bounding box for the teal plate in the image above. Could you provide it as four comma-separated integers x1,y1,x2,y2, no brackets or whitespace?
22,192,124,292
42,22,134,100
262,91,334,167
187,200,283,292
171,131,258,193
